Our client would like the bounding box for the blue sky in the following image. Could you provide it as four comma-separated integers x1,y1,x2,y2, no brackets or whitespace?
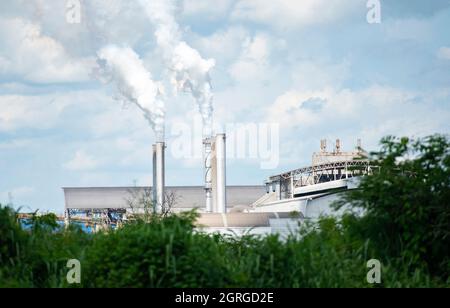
0,0,449,213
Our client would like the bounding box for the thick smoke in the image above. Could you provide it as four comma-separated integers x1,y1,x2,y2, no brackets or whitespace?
96,45,165,141
138,0,215,137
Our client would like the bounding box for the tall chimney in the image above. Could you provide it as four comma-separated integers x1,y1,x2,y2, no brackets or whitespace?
152,144,157,210
152,142,165,213
215,134,227,213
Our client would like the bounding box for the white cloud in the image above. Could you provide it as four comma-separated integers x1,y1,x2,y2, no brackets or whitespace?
182,0,234,19
0,0,149,56
267,86,450,158
437,47,450,60
64,150,99,171
229,33,273,82
0,94,71,131
0,17,93,83
291,60,350,91
191,26,249,64
0,89,110,132
232,0,359,30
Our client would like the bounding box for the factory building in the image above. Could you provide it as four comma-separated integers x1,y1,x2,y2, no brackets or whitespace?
63,186,265,213
63,138,372,236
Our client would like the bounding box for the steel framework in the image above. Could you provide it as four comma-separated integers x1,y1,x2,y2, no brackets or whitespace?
65,208,127,229
266,160,374,199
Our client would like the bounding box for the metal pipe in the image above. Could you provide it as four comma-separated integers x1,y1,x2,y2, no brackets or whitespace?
155,142,165,213
64,209,70,229
290,175,295,199
152,144,157,211
215,134,227,213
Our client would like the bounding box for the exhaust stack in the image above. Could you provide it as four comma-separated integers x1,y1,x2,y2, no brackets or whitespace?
152,142,165,213
215,134,227,213
207,133,227,213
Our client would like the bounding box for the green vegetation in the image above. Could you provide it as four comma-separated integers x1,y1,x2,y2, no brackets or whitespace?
334,135,450,281
0,135,449,288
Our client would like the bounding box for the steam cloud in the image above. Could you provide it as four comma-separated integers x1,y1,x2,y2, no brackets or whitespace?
138,0,216,137
96,45,165,141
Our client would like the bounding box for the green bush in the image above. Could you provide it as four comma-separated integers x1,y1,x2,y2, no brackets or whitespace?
335,135,450,280
1,205,446,288
0,209,91,288
82,212,233,288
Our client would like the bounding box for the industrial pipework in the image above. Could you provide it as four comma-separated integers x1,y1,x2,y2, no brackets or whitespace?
206,133,227,213
214,134,227,213
152,142,165,213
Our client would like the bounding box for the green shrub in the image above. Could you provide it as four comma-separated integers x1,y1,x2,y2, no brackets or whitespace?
82,212,233,288
335,135,450,280
0,207,91,287
0,203,447,288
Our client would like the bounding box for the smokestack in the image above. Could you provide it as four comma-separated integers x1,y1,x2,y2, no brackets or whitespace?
152,142,165,213
215,134,227,213
152,144,157,210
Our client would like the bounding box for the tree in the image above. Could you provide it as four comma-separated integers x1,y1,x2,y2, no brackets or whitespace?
336,135,450,279
126,188,179,220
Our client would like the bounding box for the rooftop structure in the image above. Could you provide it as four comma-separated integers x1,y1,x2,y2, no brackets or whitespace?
264,139,371,200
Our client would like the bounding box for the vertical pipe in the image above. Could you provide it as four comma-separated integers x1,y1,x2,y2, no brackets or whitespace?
152,144,157,212
155,142,165,213
290,175,295,199
211,139,218,212
215,134,227,213
64,209,70,229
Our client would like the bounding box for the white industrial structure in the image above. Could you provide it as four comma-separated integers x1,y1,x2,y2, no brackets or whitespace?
152,142,165,213
264,139,369,201
203,133,228,214
63,138,372,236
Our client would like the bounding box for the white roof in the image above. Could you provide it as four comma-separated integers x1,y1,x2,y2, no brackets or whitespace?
63,186,266,210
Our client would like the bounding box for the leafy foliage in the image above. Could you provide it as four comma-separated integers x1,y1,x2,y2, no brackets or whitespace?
335,135,450,279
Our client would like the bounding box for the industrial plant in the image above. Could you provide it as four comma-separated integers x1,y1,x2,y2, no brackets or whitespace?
63,136,373,236
55,0,377,236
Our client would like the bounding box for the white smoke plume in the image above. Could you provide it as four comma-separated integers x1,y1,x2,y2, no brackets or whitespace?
96,45,165,141
138,0,215,137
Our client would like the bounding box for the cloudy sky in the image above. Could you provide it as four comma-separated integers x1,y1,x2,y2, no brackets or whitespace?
1,0,449,213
